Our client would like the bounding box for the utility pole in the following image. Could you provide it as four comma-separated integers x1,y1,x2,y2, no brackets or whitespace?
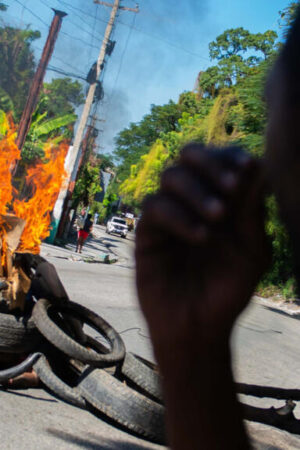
16,9,67,151
51,0,138,241
69,0,139,185
56,120,96,238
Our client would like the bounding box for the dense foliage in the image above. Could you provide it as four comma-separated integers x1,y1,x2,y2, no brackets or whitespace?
0,26,40,118
0,6,84,163
113,3,300,294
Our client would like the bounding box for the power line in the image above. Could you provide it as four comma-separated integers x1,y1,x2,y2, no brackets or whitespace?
32,44,87,76
101,11,135,132
117,20,210,62
14,0,101,51
109,12,136,102
60,30,100,50
59,0,109,26
14,0,49,27
47,64,87,81
88,3,99,61
15,0,209,63
38,0,105,42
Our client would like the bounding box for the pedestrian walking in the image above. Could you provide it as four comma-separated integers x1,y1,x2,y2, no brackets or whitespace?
76,213,93,253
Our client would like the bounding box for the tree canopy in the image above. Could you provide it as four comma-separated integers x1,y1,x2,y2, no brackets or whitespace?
112,9,300,293
41,78,84,118
0,26,41,118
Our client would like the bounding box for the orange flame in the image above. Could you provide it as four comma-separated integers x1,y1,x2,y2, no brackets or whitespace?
0,113,69,262
0,115,20,215
0,115,20,265
13,141,68,253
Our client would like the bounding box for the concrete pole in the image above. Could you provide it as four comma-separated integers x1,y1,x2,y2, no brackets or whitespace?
67,0,120,187
47,0,120,242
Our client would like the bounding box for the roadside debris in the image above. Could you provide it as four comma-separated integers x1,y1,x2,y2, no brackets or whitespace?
0,213,299,443
0,230,165,443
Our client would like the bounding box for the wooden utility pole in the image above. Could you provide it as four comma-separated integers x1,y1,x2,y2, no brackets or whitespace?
16,9,67,151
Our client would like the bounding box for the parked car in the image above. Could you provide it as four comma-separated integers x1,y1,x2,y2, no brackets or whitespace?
106,216,128,238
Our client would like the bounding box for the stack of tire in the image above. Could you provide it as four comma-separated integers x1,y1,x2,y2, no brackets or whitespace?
0,299,165,445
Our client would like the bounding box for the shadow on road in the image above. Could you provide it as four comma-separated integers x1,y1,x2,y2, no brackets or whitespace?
101,237,121,244
0,387,58,403
262,305,300,322
47,428,161,449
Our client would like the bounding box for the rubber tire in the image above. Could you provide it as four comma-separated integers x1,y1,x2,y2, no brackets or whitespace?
83,336,163,403
32,299,125,367
134,354,159,372
33,354,86,409
121,352,163,404
33,354,166,444
0,313,42,353
0,352,42,383
78,365,166,444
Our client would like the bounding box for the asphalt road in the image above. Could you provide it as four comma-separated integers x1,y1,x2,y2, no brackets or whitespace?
2,225,300,449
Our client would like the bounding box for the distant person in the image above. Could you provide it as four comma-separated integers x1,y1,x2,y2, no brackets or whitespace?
76,213,93,253
75,209,85,231
94,212,99,224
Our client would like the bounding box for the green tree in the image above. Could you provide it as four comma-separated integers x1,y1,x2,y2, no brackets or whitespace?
114,100,190,184
0,26,40,117
22,109,77,163
209,28,277,61
40,78,84,118
73,162,101,207
95,152,115,171
200,28,277,98
279,1,299,36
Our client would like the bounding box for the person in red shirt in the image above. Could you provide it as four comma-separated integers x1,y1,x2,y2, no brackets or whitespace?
76,214,93,253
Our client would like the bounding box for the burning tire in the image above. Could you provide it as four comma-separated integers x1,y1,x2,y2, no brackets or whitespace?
0,313,42,353
32,298,125,367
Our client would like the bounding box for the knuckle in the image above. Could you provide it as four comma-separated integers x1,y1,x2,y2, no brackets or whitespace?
180,142,206,161
160,166,181,188
181,142,205,155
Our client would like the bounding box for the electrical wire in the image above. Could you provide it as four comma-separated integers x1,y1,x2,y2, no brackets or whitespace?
38,0,105,42
117,20,210,62
88,2,99,62
32,44,86,76
59,0,109,26
14,0,101,51
14,0,49,27
15,0,209,62
47,64,87,82
109,12,136,103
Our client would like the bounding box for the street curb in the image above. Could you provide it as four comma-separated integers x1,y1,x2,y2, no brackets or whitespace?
253,295,300,316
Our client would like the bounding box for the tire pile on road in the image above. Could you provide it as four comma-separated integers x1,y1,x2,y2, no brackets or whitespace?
0,257,166,445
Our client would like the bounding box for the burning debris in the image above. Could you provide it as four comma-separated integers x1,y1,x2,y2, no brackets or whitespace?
0,114,68,312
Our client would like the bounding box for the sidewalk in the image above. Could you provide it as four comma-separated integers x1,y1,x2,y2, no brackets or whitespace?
41,225,116,264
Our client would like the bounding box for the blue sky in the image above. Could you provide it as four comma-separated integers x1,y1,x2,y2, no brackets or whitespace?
3,0,291,154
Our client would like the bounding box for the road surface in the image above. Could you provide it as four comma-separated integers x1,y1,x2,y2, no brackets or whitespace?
1,225,300,449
